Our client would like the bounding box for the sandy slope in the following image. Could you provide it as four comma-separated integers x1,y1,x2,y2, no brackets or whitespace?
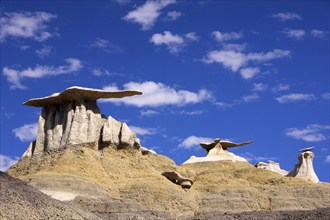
6,147,330,219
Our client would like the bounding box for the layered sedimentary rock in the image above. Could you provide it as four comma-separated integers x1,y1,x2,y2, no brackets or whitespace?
255,160,288,176
287,147,319,183
22,86,143,157
183,138,252,164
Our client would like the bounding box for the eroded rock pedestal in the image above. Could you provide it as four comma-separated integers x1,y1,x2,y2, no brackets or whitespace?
22,86,143,157
255,160,288,176
183,138,252,164
287,147,319,183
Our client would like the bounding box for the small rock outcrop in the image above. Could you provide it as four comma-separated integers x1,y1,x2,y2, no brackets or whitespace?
287,147,319,183
22,86,143,157
183,138,252,164
161,171,193,189
255,160,288,176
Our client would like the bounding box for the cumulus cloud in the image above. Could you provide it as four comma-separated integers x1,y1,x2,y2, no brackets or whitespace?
252,83,268,92
116,0,131,5
240,67,260,79
242,94,260,103
178,136,213,149
239,152,277,162
311,29,329,39
325,155,330,163
35,45,53,58
90,38,122,53
2,58,83,89
322,93,330,100
275,93,315,103
166,11,183,21
272,83,290,92
212,31,242,42
13,123,38,141
285,124,330,142
282,28,306,40
150,31,198,53
123,0,176,30
0,11,56,42
203,49,290,73
102,81,212,107
0,154,19,172
130,126,157,136
140,109,159,117
272,12,302,22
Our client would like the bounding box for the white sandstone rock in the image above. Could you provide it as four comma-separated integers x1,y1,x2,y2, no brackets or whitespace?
21,86,142,156
287,147,319,183
255,160,288,176
183,138,252,164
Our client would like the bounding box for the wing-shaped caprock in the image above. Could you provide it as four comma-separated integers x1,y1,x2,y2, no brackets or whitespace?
220,140,253,149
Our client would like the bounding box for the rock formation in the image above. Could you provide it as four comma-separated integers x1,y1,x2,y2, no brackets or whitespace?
255,160,288,176
22,86,143,157
162,171,193,189
183,138,252,164
287,147,319,183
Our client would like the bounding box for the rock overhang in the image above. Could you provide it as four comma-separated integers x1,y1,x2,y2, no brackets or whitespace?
23,86,142,107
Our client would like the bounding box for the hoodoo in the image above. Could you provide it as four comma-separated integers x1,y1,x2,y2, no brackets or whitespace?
287,147,319,183
22,86,143,157
183,138,253,164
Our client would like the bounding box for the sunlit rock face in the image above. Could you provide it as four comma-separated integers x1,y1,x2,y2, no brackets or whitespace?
255,160,289,176
287,147,319,183
22,86,143,157
183,138,252,164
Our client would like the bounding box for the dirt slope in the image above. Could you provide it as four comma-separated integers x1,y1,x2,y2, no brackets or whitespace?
6,147,330,219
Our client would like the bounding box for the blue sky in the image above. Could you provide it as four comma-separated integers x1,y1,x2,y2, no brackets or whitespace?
1,0,329,182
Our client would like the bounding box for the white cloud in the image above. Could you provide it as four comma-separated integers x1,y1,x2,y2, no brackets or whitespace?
91,68,123,77
184,32,199,41
2,58,83,89
150,31,198,53
275,93,315,103
90,38,121,53
252,83,268,92
204,50,246,72
203,49,290,73
178,136,213,149
222,43,247,52
272,12,302,22
239,152,277,162
322,93,330,100
325,155,330,163
102,81,212,107
310,29,328,39
116,0,131,5
242,94,259,103
36,45,53,58
140,109,159,117
123,0,176,30
272,83,290,92
282,28,306,40
13,123,38,141
166,11,183,21
240,67,260,79
285,124,330,142
130,126,157,136
212,31,242,42
0,154,19,172
0,11,56,42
